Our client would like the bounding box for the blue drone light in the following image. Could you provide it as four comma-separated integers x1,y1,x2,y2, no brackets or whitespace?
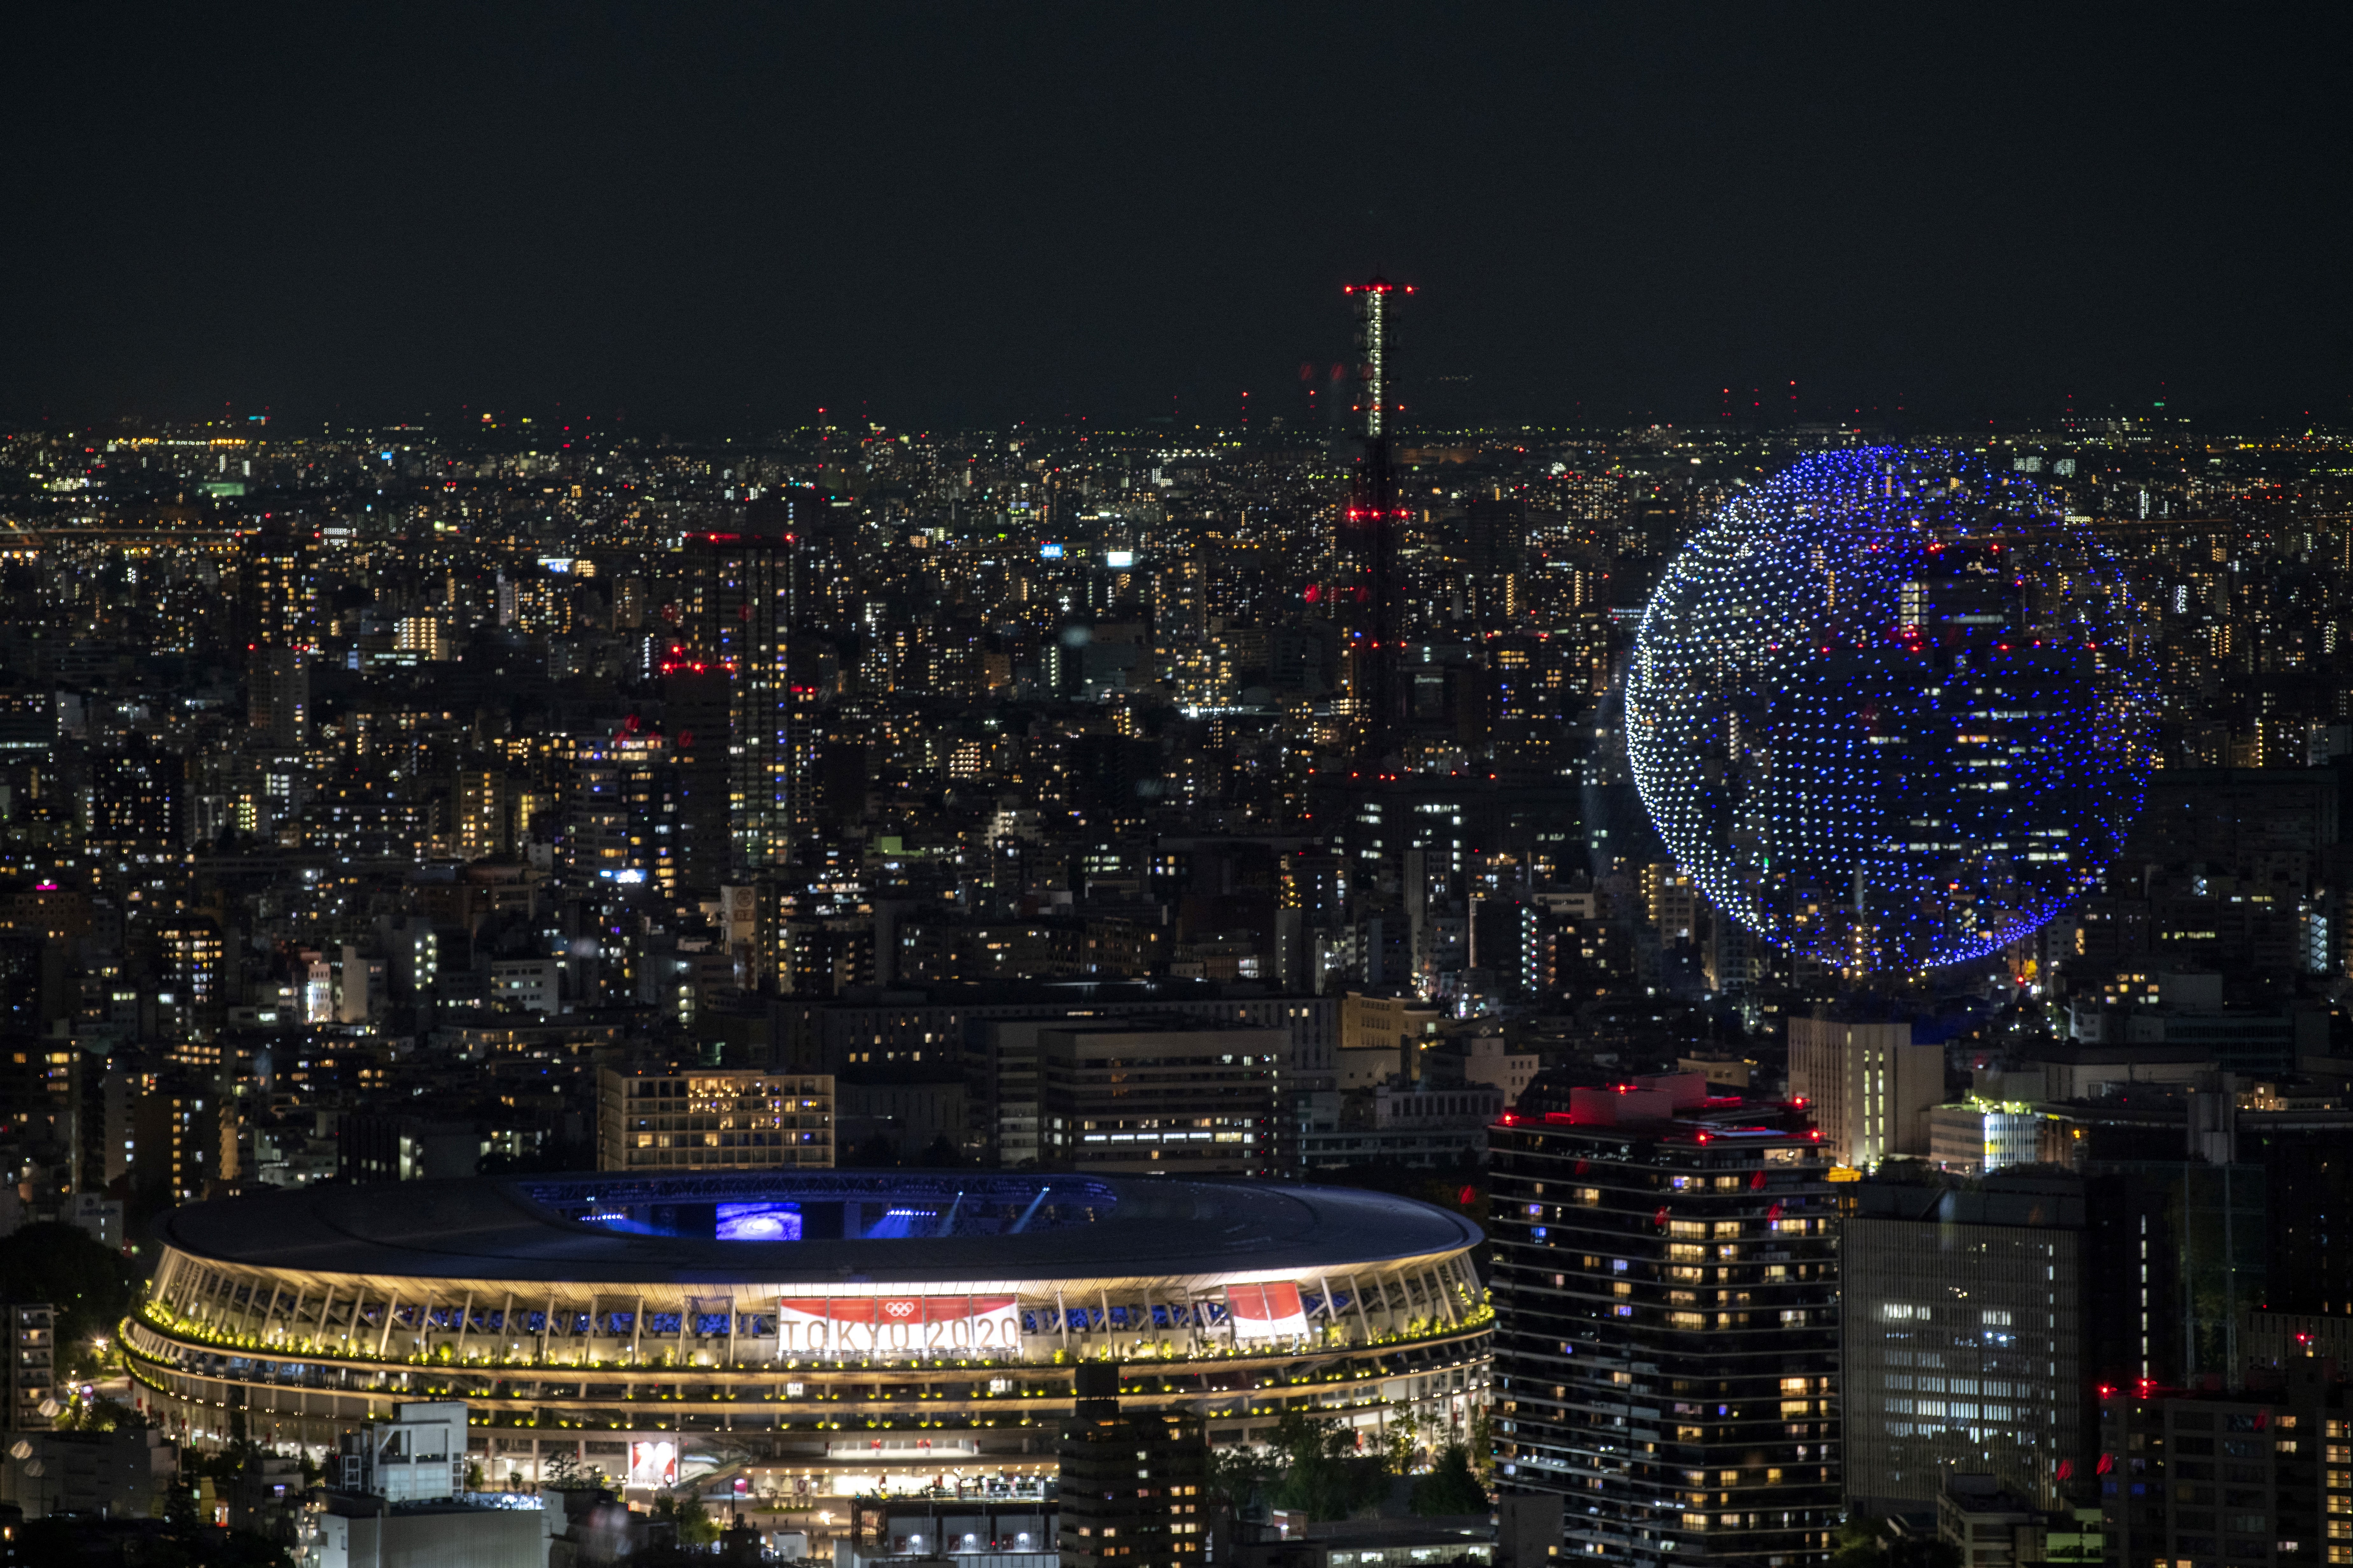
1624,447,2158,974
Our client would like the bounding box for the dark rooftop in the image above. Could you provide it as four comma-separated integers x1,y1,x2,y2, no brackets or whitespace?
157,1170,1483,1286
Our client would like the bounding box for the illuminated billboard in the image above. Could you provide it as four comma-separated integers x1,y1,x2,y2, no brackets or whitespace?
715,1202,803,1241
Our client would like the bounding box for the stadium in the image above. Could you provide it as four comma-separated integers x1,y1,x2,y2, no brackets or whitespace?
123,1171,1489,1495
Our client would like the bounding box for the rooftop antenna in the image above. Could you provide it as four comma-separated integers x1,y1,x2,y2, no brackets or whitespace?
1344,274,1415,764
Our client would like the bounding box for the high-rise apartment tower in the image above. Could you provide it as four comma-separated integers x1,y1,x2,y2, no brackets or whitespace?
682,492,807,875
1491,1071,1843,1567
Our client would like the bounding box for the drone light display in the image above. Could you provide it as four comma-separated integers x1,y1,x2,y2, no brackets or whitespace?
1624,447,2158,975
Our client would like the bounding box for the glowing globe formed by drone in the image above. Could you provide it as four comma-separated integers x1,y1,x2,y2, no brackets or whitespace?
1624,447,2157,974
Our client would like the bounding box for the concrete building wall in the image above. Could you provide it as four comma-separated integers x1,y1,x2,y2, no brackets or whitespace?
319,1505,544,1568
597,1068,834,1171
1842,1210,2086,1514
1788,1016,1944,1168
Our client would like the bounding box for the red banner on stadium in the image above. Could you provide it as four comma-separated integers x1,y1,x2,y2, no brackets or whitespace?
1226,1281,1308,1341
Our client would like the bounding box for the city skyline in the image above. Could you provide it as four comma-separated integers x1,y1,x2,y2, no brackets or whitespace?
3,304,2352,1566
8,7,2353,1563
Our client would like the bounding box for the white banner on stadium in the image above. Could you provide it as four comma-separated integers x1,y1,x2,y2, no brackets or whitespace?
776,1295,1020,1355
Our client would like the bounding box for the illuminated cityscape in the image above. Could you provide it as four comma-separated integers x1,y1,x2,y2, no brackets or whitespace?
4,4,2352,1565
4,392,2353,1565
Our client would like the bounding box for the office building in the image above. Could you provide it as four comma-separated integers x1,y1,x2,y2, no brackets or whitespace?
596,1066,835,1171
1058,1362,1209,1568
1343,275,1410,761
843,1497,1055,1568
1936,1476,2103,1568
1926,1098,2048,1176
662,665,735,896
0,1421,176,1521
2077,1161,2264,1389
1787,1013,1944,1170
1842,1172,2091,1513
1039,1025,1286,1176
2100,1364,2344,1567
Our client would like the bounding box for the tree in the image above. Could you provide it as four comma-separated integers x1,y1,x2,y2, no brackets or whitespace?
1209,1445,1280,1520
64,1393,143,1432
1264,1408,1388,1521
1831,1515,1963,1568
1381,1409,1421,1475
1465,1405,1495,1489
0,1221,136,1377
164,1477,204,1535
653,1486,721,1545
1410,1443,1488,1516
544,1452,606,1490
13,1519,87,1562
190,1437,270,1485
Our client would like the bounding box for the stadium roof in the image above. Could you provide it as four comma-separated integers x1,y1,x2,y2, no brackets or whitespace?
158,1171,1482,1288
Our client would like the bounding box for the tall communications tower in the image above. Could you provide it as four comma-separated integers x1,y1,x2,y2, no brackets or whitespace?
1345,277,1412,763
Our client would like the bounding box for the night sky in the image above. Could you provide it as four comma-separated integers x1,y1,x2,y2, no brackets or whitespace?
5,3,2348,432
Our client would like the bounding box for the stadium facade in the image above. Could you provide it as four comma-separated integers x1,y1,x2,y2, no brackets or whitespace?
124,1171,1488,1494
